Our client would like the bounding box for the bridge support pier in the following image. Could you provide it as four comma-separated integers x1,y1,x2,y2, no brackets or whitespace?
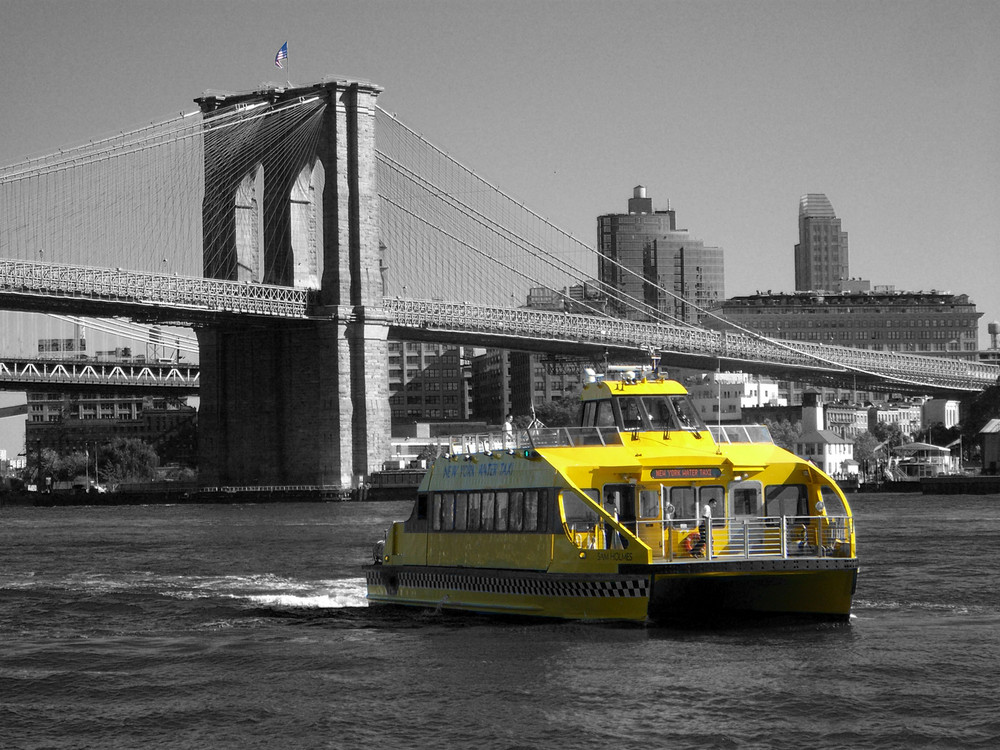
196,79,388,489
195,312,389,488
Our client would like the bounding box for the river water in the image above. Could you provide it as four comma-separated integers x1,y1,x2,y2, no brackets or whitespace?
2,493,998,749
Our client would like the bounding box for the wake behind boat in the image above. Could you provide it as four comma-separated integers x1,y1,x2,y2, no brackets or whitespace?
365,364,858,623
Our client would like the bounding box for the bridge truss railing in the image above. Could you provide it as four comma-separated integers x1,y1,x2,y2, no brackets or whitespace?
0,357,200,392
1,260,996,392
386,296,718,351
383,298,999,392
0,260,311,318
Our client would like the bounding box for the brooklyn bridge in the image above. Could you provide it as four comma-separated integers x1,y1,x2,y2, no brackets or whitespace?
1,78,996,488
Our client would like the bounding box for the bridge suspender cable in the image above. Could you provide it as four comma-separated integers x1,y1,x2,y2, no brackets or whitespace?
376,155,688,326
375,108,989,391
375,110,699,329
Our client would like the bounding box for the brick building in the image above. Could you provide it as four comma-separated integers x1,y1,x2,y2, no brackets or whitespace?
388,342,471,424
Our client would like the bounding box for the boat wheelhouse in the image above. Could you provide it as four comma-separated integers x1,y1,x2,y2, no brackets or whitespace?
366,366,858,623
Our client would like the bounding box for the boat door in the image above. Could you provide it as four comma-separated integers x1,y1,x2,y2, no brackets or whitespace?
602,483,636,548
728,479,764,552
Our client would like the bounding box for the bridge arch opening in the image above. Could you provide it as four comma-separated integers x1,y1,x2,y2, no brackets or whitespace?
290,158,324,289
234,164,263,283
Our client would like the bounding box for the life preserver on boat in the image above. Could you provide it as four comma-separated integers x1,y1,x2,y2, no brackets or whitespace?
684,530,705,556
372,539,385,565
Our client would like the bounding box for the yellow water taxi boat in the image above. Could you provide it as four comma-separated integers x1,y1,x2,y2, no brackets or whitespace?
365,366,858,623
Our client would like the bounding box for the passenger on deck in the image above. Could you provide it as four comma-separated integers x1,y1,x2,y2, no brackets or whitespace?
696,501,713,557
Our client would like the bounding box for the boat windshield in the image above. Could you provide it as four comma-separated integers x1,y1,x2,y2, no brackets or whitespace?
616,395,707,433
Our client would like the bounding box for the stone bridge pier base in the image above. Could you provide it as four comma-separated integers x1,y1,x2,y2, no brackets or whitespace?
195,311,389,489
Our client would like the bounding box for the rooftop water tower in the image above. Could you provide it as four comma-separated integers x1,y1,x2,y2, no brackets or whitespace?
989,320,1000,350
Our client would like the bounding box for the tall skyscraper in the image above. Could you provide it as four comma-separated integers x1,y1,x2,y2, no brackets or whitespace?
794,194,849,292
597,186,724,324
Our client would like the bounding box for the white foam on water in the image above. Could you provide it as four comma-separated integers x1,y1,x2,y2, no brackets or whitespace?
7,569,371,610
240,577,369,609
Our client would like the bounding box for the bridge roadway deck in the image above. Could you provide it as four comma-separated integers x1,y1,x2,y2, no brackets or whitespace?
1,260,996,395
384,299,998,396
0,259,310,322
0,357,199,394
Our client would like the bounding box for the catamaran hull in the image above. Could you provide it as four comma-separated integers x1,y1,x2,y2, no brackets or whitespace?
365,559,858,623
641,559,859,623
366,565,651,621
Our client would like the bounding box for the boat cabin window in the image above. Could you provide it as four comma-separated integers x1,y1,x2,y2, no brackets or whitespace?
495,491,509,531
765,484,808,519
481,491,495,530
561,489,599,526
525,490,540,531
820,485,847,516
509,491,524,531
612,395,708,433
442,492,456,530
670,486,698,519
582,399,616,428
645,398,675,430
430,489,554,533
701,486,725,526
618,397,647,431
639,489,660,519
701,486,724,508
671,397,703,431
666,485,724,522
467,492,481,531
730,481,763,518
603,484,637,525
454,494,468,531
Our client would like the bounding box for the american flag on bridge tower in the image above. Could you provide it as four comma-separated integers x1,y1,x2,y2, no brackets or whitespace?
274,42,288,68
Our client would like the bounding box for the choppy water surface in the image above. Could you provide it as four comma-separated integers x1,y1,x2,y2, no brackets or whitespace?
2,494,999,749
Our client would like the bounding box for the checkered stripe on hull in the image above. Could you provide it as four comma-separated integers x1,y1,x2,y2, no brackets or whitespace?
367,568,648,598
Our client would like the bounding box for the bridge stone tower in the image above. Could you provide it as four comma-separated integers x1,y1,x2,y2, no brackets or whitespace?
194,78,389,489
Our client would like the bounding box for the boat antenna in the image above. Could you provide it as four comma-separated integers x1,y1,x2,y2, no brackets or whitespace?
647,346,660,378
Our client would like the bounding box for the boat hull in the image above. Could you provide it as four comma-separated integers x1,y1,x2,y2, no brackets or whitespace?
640,558,859,623
365,558,858,623
366,565,651,621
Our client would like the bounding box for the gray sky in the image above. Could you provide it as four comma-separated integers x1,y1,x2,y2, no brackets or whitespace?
0,0,998,457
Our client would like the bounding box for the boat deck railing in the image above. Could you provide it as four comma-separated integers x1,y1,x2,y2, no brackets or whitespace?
445,424,774,455
708,424,774,444
446,426,623,455
572,514,854,562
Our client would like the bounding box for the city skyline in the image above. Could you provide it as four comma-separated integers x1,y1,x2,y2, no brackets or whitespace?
1,0,998,458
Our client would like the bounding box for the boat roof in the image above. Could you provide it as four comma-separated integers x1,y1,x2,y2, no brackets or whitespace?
580,376,688,400
894,442,951,454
